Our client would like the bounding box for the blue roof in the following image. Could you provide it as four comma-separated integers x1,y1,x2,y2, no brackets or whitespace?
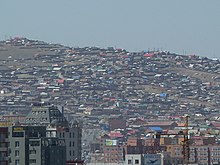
148,127,163,131
160,93,167,98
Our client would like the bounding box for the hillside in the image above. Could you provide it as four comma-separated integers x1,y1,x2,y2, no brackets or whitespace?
0,37,219,120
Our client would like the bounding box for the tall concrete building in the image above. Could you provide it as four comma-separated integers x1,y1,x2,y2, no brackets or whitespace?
47,121,82,161
0,127,9,165
24,104,82,161
8,125,66,165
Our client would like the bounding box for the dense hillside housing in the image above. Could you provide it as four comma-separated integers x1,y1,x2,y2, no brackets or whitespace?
0,38,220,164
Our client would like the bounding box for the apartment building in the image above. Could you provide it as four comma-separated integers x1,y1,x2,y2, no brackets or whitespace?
24,104,82,161
8,125,66,165
0,127,8,165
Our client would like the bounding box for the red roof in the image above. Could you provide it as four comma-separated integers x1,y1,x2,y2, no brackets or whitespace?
127,130,138,134
109,131,123,138
57,79,65,84
143,53,154,57
211,122,220,127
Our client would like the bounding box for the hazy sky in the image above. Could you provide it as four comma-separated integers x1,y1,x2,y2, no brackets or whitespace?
0,0,220,58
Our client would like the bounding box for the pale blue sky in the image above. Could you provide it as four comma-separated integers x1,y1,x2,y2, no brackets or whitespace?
0,0,220,58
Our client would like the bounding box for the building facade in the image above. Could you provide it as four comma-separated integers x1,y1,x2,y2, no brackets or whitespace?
47,121,82,161
125,154,142,165
8,125,66,165
25,104,82,161
0,127,9,165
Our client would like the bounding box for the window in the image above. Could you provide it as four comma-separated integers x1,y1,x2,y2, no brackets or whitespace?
15,150,19,157
29,141,40,146
69,132,71,138
15,159,19,165
72,150,75,156
15,141,19,148
135,159,139,164
69,150,71,156
72,132,74,138
29,150,36,154
69,141,71,147
29,159,36,163
72,141,75,147
128,159,132,164
63,132,65,138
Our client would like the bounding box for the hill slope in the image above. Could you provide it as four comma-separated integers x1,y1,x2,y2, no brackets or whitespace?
0,37,219,119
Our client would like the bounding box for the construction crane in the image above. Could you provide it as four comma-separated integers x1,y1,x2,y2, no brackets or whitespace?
182,115,190,165
155,115,190,165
